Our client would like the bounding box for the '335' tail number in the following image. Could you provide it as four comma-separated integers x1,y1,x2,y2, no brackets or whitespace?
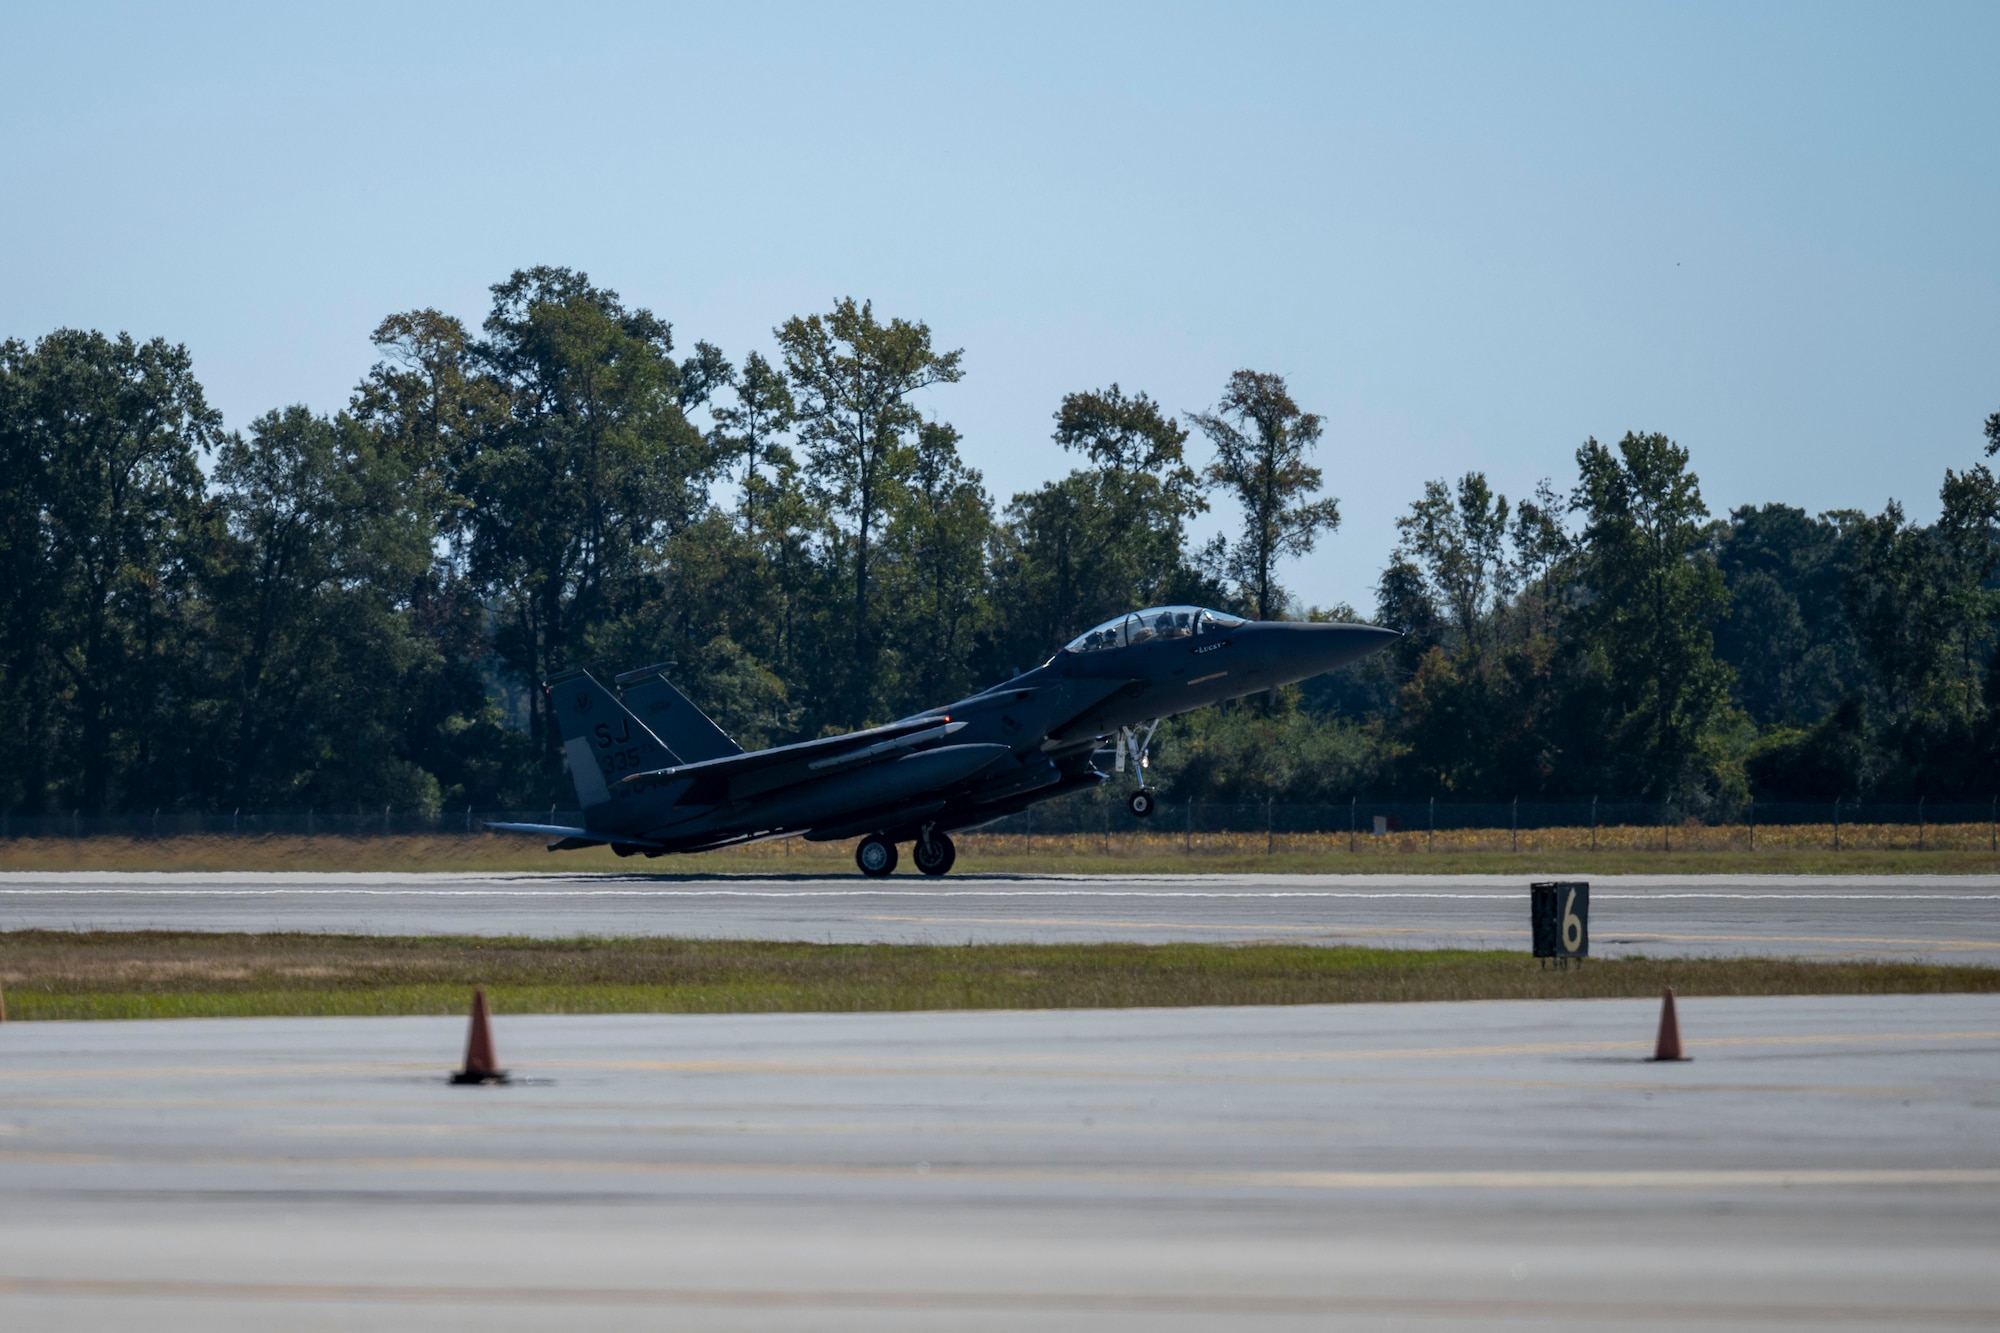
595,719,646,775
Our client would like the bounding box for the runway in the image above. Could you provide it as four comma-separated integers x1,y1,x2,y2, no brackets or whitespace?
4,870,1999,961
0,995,1995,1329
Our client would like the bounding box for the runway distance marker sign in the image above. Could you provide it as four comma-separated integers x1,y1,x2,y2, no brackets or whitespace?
1531,881,1590,964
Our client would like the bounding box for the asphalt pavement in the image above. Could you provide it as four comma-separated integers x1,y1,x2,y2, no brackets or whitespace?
3,869,1998,961
0,995,1995,1329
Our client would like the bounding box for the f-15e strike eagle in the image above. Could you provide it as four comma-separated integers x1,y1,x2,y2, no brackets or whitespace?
491,607,1395,877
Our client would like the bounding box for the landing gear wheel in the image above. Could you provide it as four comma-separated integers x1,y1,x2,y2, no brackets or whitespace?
856,834,898,878
1128,789,1156,819
914,832,957,877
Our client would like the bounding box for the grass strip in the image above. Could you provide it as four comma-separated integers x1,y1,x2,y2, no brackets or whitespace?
1,931,1995,1020
2,834,1998,875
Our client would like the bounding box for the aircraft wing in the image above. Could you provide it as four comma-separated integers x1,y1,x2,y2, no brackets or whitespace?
1041,678,1153,745
611,715,961,793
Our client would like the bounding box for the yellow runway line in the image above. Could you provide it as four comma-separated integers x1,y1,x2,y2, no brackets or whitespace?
547,1028,2000,1074
1617,930,2000,950
0,1275,1993,1322
2,1029,1995,1082
0,1062,435,1083
870,915,2000,951
1,1150,1997,1193
863,913,1368,932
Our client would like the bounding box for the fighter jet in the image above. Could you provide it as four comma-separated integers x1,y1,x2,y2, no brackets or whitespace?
490,606,1395,877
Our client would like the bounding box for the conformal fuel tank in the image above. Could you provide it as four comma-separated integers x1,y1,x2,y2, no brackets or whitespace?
727,743,1011,833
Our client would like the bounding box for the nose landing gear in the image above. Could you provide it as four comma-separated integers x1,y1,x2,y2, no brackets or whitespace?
1117,720,1162,819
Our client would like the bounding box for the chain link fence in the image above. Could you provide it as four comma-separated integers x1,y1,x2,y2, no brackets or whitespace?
970,798,2000,854
4,798,1997,853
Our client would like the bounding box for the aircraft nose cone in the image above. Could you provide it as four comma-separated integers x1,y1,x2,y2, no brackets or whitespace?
1246,620,1399,680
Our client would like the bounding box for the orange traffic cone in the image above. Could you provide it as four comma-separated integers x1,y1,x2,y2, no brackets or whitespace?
450,987,509,1084
1650,986,1690,1062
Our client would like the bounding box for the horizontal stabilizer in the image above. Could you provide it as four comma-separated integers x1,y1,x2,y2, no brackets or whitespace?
484,821,666,850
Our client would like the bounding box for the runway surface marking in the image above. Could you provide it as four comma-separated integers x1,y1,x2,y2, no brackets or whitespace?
1608,930,2000,950
532,1028,2000,1074
0,1074,1932,1112
0,1275,1991,1323
861,914,2000,950
863,913,1475,933
4,1028,1994,1083
1,1149,1995,1192
7,885,1998,899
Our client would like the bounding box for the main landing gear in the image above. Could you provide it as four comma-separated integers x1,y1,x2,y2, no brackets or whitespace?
913,829,956,877
856,834,898,878
856,829,957,877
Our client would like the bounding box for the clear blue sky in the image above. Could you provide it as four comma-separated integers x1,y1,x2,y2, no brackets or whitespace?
5,2,1996,610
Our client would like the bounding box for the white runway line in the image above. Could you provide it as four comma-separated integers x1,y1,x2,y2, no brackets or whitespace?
4,871,1997,959
4,886,1998,899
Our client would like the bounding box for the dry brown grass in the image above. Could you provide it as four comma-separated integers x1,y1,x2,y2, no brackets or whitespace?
1,930,1994,1021
2,828,1997,876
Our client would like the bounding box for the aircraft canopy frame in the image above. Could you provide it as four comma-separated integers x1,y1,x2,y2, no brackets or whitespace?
1062,606,1245,654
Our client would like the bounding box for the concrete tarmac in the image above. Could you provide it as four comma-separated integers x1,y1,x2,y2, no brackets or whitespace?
4,870,1999,961
1,995,1996,1329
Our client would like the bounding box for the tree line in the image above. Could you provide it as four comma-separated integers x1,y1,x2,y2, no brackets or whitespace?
3,266,1996,816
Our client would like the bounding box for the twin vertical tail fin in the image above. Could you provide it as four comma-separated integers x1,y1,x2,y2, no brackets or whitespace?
614,663,743,763
546,670,681,809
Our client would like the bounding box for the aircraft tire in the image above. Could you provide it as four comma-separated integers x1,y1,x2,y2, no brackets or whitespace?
856,834,899,878
914,832,956,877
1128,789,1156,818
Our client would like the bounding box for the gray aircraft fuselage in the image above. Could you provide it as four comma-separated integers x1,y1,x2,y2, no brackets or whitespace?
499,608,1395,871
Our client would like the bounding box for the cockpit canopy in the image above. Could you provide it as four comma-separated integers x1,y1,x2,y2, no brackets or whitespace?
1063,606,1246,654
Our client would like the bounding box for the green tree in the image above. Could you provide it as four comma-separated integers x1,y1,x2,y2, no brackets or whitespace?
742,448,832,723
1188,369,1340,621
1569,432,1735,801
350,309,505,555
991,384,1208,667
205,407,444,811
0,330,217,813
1392,473,1512,645
710,350,795,536
1387,633,1568,798
1844,468,2000,728
1743,697,1873,800
774,298,963,722
883,420,993,707
587,506,799,752
460,267,717,781
675,340,732,415
1150,690,1380,802
1709,504,1866,728
348,309,535,807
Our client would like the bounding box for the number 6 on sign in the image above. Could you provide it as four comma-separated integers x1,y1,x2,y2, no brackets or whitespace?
1529,881,1589,961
